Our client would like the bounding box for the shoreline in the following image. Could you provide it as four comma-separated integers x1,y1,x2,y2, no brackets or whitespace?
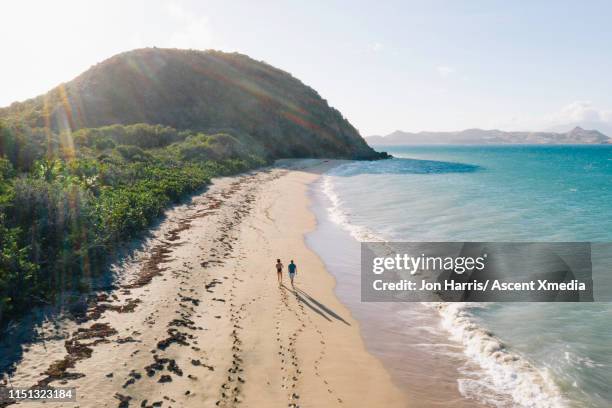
308,151,593,408
1,159,408,407
306,172,485,408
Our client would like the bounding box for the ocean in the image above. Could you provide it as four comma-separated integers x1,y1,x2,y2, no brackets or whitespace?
307,145,612,407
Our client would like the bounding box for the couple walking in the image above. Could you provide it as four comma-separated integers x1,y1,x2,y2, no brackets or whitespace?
276,259,297,287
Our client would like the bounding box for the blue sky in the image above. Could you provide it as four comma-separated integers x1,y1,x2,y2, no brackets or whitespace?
2,0,612,135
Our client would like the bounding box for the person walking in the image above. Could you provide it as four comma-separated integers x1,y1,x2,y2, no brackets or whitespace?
276,259,284,284
288,260,297,287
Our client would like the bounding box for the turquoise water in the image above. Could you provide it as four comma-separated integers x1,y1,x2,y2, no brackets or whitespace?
317,145,612,407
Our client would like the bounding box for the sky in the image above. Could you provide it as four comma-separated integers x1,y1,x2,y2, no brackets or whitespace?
2,0,612,136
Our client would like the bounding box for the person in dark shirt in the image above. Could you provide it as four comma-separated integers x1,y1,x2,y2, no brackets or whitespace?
288,260,297,287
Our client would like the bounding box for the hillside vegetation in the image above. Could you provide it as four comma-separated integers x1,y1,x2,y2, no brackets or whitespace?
1,48,380,159
0,48,382,325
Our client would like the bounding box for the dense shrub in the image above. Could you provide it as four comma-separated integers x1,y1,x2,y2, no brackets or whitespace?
73,124,187,150
0,122,268,326
0,214,38,324
115,145,150,162
0,122,49,172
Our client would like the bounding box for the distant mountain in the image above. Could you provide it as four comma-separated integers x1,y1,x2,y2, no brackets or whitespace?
0,48,383,159
547,121,612,138
367,127,611,145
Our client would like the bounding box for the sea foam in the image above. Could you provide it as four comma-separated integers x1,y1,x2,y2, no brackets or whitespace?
433,303,567,408
321,174,385,242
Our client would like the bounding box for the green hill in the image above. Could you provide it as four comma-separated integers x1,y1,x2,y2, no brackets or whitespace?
1,48,380,160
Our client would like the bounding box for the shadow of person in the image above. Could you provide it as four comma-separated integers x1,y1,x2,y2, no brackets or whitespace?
293,288,351,326
280,283,327,319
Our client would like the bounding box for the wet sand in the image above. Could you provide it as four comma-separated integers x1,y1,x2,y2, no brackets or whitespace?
306,190,487,408
2,159,408,408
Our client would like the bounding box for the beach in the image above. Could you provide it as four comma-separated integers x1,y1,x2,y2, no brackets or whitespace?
1,159,407,408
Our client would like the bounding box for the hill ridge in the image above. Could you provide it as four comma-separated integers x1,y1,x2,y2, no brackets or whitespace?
1,47,381,159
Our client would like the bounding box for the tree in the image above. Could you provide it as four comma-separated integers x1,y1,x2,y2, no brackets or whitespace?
0,213,38,323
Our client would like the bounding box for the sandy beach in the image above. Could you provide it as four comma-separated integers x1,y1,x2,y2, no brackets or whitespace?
2,159,408,408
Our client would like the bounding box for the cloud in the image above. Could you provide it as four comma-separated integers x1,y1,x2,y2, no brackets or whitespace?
163,1,213,50
546,101,612,124
436,65,455,78
166,2,192,20
370,42,384,52
501,101,612,134
540,101,612,134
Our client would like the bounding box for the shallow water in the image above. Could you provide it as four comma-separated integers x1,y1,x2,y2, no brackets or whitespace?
308,145,612,407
